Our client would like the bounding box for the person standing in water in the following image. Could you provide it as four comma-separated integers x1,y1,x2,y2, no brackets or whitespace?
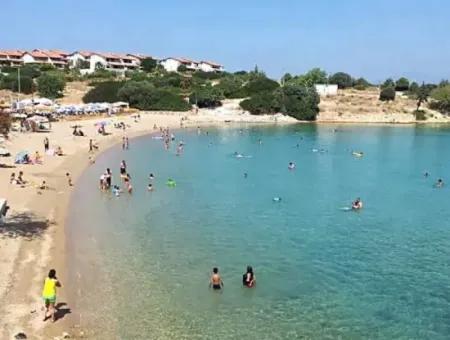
42,269,61,322
243,266,256,288
209,267,224,290
44,137,49,152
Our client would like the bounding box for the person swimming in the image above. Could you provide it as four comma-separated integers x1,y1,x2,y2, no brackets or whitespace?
149,173,154,181
147,183,153,191
273,197,282,202
209,267,223,290
352,197,363,210
352,151,364,158
242,266,256,288
424,171,430,177
435,178,444,188
234,152,244,158
288,162,296,170
244,172,248,178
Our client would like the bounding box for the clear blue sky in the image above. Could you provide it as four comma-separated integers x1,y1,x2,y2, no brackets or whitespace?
2,0,449,83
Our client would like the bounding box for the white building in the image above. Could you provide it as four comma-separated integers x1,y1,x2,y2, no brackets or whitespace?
67,51,140,74
160,57,199,72
315,84,338,96
22,49,68,69
198,61,224,72
0,50,25,67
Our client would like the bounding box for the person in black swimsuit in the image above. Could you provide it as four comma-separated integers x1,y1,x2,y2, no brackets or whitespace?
209,267,223,290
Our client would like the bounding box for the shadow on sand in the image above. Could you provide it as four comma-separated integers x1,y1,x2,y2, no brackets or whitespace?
0,212,51,240
54,302,72,322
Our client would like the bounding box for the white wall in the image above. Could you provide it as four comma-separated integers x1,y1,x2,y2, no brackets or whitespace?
22,53,37,64
89,54,108,73
67,53,85,67
199,63,214,72
315,84,338,96
161,58,181,72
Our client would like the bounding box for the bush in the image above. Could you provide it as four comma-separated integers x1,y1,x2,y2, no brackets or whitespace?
415,110,427,121
430,85,450,114
36,72,66,98
192,70,224,80
395,77,410,91
290,68,328,86
83,81,125,103
86,68,117,80
177,64,188,73
243,76,279,96
353,77,370,90
216,76,246,98
379,87,396,101
276,84,320,121
126,70,148,81
118,81,190,111
381,78,395,89
329,72,353,89
0,74,34,94
189,85,224,108
141,58,157,73
240,92,278,115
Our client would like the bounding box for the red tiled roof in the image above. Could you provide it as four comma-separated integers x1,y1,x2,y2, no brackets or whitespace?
166,57,197,65
0,49,25,57
201,60,222,67
127,53,151,60
29,50,49,58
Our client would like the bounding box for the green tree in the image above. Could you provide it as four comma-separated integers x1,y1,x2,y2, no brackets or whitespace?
189,85,224,108
118,81,190,111
381,78,395,89
275,84,320,120
216,76,246,98
83,81,125,103
328,72,353,89
429,84,450,113
141,58,157,73
395,77,410,91
281,73,293,84
409,81,419,95
379,86,396,101
416,83,429,111
37,72,66,98
292,68,328,86
353,77,370,90
243,75,279,96
177,64,188,73
240,92,278,115
0,74,34,94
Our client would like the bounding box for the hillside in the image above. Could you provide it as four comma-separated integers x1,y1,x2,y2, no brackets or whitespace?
318,87,448,123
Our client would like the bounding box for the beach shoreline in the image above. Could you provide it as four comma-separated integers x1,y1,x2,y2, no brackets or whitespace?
1,108,449,338
0,111,299,339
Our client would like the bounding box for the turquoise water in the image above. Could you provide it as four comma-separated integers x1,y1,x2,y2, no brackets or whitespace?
68,124,450,339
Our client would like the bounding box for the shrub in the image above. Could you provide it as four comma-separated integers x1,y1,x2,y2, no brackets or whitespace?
353,77,370,90
0,74,34,94
86,68,117,80
379,86,396,101
192,70,224,80
141,58,157,73
290,68,328,86
216,76,246,98
395,77,410,91
36,72,66,98
243,76,279,96
177,64,188,73
329,72,353,89
118,81,190,111
83,81,125,103
126,70,148,81
276,84,320,121
240,92,278,115
381,78,395,89
429,85,450,114
189,85,224,108
415,110,427,121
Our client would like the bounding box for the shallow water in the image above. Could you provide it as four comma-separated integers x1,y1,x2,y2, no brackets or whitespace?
67,124,450,339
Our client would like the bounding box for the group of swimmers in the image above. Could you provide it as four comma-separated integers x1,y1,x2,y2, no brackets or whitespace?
209,266,256,290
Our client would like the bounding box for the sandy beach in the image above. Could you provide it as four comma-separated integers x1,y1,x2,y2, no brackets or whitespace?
0,109,298,339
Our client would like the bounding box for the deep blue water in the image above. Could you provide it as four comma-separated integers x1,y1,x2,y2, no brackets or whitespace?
68,124,450,339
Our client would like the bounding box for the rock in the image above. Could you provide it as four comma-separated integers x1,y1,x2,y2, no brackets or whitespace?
14,333,27,339
62,332,70,338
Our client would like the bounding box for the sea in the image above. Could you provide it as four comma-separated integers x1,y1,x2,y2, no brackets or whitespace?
67,124,450,339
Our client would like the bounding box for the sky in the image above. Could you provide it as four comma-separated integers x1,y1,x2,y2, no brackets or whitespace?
2,0,449,83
